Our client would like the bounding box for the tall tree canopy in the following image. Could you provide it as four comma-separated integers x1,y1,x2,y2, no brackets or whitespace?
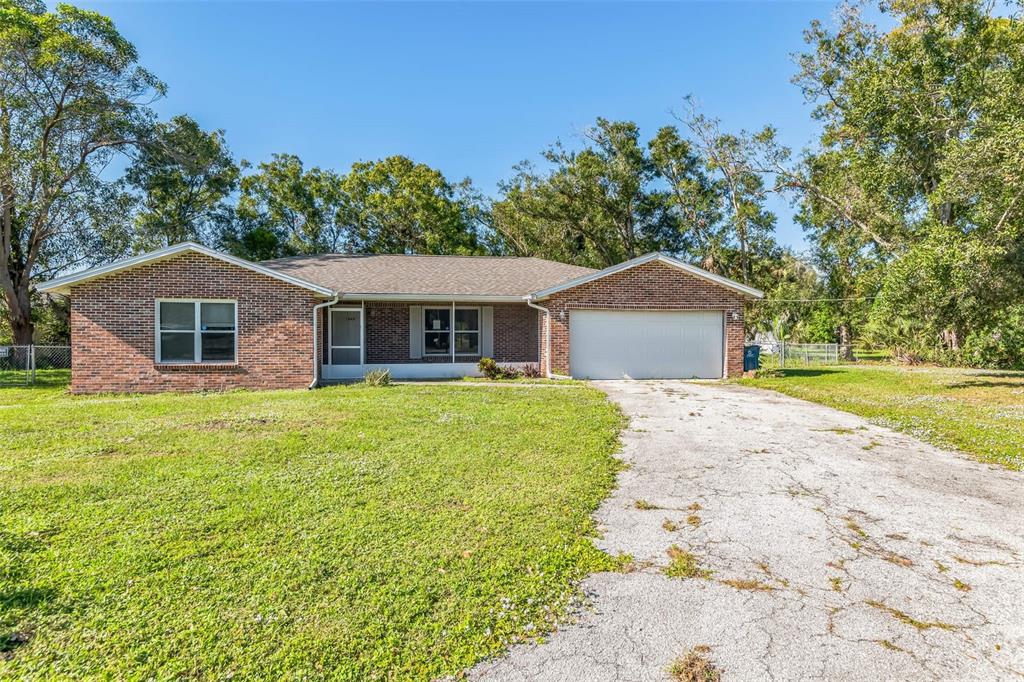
0,0,163,342
223,154,484,260
791,0,1024,362
338,155,483,255
491,117,782,295
123,114,238,251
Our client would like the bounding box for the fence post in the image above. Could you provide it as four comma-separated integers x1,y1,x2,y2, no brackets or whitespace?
31,345,36,384
780,340,785,368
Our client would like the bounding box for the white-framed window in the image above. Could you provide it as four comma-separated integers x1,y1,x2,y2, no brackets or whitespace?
156,300,237,364
424,306,480,355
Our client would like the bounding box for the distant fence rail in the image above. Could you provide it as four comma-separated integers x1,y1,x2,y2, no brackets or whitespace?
0,345,71,386
759,342,843,367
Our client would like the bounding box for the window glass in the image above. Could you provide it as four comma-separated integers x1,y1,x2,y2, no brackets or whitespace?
454,308,479,331
425,308,450,332
160,302,195,330
201,303,235,331
159,332,195,362
425,331,450,354
331,310,360,346
201,332,235,362
455,332,479,354
157,300,236,363
331,347,361,365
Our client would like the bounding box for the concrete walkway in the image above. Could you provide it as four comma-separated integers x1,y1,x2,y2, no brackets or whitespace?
468,381,1024,681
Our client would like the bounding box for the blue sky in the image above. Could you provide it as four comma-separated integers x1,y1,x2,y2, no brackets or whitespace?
80,1,838,250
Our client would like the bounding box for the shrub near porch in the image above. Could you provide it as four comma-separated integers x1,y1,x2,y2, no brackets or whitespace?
0,383,624,680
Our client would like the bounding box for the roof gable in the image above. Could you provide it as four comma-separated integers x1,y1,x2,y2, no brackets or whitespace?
36,243,335,297
528,252,764,300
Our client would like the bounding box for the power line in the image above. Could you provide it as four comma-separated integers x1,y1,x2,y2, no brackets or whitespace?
760,296,878,303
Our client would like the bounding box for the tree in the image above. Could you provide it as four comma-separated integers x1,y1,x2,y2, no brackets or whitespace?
231,154,345,257
338,155,483,255
792,0,1024,359
491,118,682,268
675,103,777,286
124,114,238,251
0,0,163,343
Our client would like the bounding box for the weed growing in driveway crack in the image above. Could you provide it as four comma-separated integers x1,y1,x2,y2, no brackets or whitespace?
844,517,869,539
634,499,658,510
866,600,957,631
668,645,721,682
876,639,907,653
953,578,971,592
687,502,702,512
884,553,914,567
664,546,713,579
663,519,680,532
954,554,1008,566
719,578,774,592
830,576,844,592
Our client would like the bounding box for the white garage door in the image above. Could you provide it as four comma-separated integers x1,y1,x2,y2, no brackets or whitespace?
569,310,724,379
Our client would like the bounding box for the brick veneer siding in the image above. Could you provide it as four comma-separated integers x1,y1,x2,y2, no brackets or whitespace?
70,252,323,393
363,301,538,364
537,260,748,378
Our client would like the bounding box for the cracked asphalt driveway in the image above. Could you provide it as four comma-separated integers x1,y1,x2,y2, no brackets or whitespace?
468,380,1024,681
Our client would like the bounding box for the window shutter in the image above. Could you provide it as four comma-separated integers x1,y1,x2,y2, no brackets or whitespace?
481,306,494,358
409,305,423,359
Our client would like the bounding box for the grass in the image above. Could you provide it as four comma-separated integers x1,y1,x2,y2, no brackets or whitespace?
0,381,625,680
865,600,957,631
668,645,721,682
737,365,1024,470
663,546,713,580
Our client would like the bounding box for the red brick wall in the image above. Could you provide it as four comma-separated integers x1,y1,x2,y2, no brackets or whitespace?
70,252,322,393
537,260,747,378
361,301,538,364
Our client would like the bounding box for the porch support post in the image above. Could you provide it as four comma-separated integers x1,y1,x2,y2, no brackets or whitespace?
451,300,455,363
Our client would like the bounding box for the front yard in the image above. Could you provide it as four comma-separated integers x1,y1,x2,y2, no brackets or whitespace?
0,383,623,680
739,365,1024,470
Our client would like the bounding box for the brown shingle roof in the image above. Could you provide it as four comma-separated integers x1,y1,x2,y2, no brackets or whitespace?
259,254,596,297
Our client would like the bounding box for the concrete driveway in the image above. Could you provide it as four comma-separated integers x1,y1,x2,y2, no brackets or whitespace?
469,381,1024,681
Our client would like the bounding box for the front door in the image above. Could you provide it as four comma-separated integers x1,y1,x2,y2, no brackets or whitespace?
326,307,363,378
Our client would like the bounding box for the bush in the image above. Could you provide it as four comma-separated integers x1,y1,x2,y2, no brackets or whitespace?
960,305,1024,370
521,363,542,378
363,368,392,386
477,357,522,380
478,357,500,379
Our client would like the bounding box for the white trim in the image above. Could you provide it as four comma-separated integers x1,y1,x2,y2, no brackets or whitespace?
323,362,530,381
155,298,237,365
37,242,335,297
339,293,523,303
528,252,764,300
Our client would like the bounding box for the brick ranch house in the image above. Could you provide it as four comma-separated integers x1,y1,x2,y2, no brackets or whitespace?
37,242,763,393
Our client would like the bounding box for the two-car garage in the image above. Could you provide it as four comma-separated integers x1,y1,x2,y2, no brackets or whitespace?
568,310,725,379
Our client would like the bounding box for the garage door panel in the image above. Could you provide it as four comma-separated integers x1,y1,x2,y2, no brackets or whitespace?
569,310,723,379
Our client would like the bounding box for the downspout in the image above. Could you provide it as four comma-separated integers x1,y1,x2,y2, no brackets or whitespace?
310,294,340,388
525,296,552,378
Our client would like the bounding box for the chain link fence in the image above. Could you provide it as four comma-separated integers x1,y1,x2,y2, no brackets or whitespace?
757,342,844,368
0,345,71,386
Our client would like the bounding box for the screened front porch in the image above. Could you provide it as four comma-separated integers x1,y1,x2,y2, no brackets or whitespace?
320,301,538,380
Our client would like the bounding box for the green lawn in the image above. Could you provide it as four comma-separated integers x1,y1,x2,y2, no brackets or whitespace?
738,365,1024,470
0,383,624,680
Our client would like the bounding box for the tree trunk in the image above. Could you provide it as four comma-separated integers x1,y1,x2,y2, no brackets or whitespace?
837,322,854,361
5,284,34,344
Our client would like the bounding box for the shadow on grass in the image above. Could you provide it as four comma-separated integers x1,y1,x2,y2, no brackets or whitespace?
760,368,843,378
946,379,1024,390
